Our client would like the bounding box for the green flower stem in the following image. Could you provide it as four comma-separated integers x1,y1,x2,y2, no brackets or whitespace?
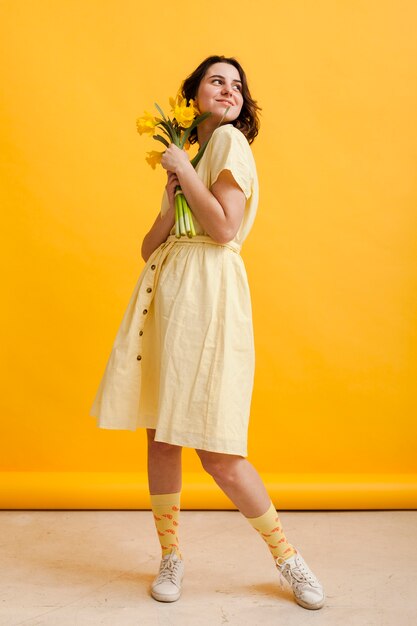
180,196,187,236
175,190,186,236
184,197,196,237
174,187,197,238
180,192,196,238
174,189,182,237
181,194,191,235
189,209,196,236
175,194,180,238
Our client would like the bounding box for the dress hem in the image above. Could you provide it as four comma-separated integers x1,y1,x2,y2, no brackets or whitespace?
94,415,248,457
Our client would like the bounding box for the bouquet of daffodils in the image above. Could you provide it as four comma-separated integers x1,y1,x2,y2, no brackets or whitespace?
136,92,229,238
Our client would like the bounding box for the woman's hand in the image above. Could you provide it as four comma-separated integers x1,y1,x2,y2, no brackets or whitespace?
165,171,180,212
161,143,190,175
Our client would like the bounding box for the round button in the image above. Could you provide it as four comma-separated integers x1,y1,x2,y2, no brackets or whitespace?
139,330,143,336
143,309,148,314
151,264,156,270
146,287,152,293
137,355,142,360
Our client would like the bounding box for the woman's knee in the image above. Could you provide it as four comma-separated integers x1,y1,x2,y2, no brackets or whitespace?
196,449,243,482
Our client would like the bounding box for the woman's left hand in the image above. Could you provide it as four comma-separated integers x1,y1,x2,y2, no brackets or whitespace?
161,143,190,175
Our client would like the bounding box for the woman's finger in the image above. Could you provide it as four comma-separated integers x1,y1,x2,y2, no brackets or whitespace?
167,175,179,187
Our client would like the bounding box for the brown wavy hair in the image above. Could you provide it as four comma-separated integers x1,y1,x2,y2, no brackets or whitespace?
180,55,261,145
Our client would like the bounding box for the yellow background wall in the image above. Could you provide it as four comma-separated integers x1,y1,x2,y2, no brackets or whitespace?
1,1,416,509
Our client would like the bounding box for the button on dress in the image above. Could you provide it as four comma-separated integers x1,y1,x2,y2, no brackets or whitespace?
89,123,259,457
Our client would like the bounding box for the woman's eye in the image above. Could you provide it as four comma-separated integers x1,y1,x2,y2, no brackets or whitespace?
212,79,241,91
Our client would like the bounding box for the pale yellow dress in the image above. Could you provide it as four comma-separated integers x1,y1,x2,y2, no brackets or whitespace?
89,123,259,456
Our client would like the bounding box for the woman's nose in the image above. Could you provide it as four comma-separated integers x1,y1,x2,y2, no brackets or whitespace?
222,84,233,95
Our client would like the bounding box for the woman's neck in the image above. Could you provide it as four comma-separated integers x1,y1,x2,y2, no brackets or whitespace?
197,119,229,148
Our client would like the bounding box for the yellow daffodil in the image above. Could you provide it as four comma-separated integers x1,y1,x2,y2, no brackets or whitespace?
145,150,163,169
173,98,199,129
136,110,158,135
169,91,182,111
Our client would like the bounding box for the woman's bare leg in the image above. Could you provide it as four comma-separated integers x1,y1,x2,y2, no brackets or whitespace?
146,428,183,494
194,448,296,562
195,449,270,517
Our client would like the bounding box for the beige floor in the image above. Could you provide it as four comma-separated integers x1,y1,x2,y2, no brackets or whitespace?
0,509,416,625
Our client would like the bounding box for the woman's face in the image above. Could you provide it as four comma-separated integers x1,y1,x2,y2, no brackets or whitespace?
195,62,244,124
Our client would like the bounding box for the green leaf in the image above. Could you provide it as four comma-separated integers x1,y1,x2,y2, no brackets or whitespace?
153,134,169,148
154,102,167,121
190,141,209,168
157,119,177,143
179,127,191,149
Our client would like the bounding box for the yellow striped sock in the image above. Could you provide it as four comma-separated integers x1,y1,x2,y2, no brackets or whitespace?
150,491,182,559
246,501,297,562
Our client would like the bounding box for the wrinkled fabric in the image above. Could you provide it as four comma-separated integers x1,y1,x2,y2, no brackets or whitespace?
89,124,259,456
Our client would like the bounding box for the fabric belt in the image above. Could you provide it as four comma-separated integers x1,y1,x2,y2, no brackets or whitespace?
164,234,241,254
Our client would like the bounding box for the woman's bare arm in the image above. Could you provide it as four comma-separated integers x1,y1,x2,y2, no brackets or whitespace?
141,172,177,262
161,144,246,244
141,206,175,263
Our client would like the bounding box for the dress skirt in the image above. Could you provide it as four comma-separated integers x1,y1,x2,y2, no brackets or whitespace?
89,234,255,457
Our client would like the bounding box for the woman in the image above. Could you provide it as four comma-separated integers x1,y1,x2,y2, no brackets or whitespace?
90,55,325,610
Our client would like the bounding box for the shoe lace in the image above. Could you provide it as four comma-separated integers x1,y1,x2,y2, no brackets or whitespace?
157,554,182,585
277,555,317,592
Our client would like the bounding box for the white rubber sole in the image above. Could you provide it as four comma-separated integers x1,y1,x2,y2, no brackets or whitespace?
294,591,326,610
151,588,181,602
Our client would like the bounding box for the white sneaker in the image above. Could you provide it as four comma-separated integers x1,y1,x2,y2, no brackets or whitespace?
151,551,184,602
275,549,325,610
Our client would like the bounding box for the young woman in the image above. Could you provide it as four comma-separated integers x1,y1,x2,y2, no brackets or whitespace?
90,55,325,610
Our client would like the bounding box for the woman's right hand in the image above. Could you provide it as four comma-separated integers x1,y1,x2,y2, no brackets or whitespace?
166,171,180,213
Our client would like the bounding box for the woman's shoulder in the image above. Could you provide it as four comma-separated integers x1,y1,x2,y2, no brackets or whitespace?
212,123,249,143
210,124,252,158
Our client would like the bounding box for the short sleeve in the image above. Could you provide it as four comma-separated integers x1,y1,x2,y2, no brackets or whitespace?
208,126,253,199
